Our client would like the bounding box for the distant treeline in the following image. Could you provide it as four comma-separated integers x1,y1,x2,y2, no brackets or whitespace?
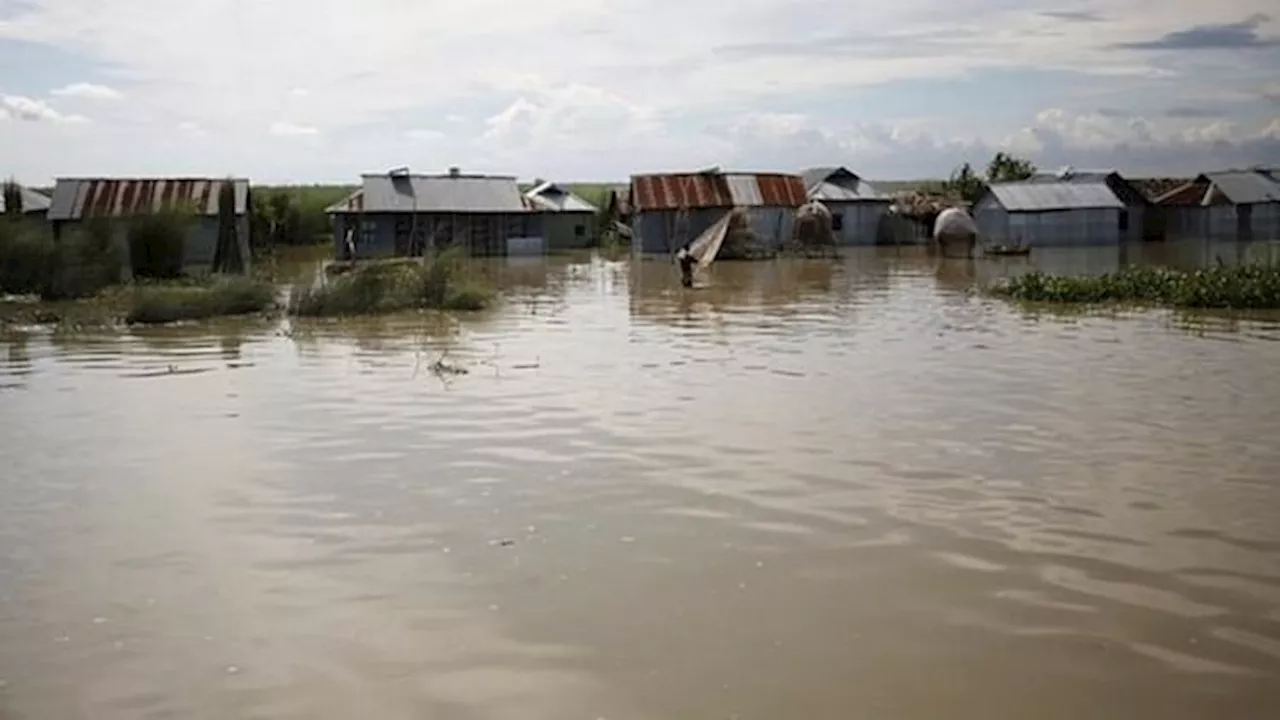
250,185,354,248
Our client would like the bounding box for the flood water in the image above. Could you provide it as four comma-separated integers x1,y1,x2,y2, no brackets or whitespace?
3,244,1280,719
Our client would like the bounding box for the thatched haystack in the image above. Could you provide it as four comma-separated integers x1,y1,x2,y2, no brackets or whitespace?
794,201,834,247
933,207,978,257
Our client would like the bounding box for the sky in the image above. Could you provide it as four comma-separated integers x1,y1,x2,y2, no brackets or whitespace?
2,0,1279,184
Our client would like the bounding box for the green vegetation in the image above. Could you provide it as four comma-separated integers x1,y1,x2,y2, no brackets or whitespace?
923,152,1038,204
128,209,191,279
1,219,124,300
3,177,22,218
289,248,494,317
251,185,353,250
988,265,1280,309
126,277,276,325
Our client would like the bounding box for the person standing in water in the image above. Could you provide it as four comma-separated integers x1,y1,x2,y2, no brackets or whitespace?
676,245,696,288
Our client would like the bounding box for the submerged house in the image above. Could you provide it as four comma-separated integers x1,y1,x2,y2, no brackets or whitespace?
799,167,892,245
1026,168,1155,241
973,180,1129,246
1156,168,1280,242
523,181,598,250
47,177,250,273
327,168,538,258
0,184,52,219
629,169,807,254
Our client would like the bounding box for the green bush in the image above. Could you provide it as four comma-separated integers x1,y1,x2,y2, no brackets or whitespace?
126,277,275,324
988,265,1280,309
128,210,190,279
289,249,494,317
0,220,123,300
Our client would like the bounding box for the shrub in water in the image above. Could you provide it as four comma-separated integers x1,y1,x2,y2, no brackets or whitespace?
128,210,190,279
127,277,275,324
0,220,123,300
289,249,494,317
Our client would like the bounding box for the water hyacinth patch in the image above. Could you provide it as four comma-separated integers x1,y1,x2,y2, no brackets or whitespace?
986,265,1280,309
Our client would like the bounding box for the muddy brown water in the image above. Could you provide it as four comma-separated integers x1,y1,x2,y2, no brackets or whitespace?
2,245,1279,719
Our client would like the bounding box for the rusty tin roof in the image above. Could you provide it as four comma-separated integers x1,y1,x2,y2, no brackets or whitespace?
630,171,807,211
48,178,249,221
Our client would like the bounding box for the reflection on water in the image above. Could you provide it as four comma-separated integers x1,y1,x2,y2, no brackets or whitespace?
2,244,1279,719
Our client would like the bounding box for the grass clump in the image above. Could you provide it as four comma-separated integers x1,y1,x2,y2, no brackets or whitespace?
988,264,1280,309
289,248,494,317
127,276,275,325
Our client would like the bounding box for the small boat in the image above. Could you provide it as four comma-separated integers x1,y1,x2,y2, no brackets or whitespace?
985,244,1031,257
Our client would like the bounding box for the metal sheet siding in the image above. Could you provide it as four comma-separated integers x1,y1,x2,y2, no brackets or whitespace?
977,207,1122,246
825,200,891,245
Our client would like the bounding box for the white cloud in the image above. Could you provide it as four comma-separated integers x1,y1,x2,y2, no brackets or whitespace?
0,0,1277,181
405,128,443,142
50,82,122,100
269,121,319,137
1,94,88,123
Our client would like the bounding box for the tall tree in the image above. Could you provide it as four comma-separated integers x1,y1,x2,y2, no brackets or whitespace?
211,180,244,274
2,177,22,219
945,162,988,204
986,152,1037,183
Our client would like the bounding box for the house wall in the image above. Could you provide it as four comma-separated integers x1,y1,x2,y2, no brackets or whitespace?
540,212,597,250
632,207,796,255
333,212,542,258
974,205,1123,246
1162,203,1280,242
824,201,892,245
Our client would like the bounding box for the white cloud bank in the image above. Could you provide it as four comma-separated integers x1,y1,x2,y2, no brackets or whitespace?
1,0,1277,181
1,94,88,123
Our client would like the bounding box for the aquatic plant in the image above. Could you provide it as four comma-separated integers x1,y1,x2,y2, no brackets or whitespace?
126,277,275,324
288,247,494,317
987,264,1280,309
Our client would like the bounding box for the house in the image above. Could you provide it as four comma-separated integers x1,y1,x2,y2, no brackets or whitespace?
1155,168,1280,242
1027,168,1156,241
629,168,808,255
0,184,52,219
326,168,538,258
973,180,1129,246
799,167,892,245
523,181,598,250
47,178,251,273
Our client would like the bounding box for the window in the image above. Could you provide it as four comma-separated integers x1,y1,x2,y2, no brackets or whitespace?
1118,210,1129,233
574,224,585,237
832,213,844,231
360,219,376,245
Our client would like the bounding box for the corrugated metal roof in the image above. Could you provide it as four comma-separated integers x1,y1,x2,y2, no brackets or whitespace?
524,181,597,213
349,173,527,214
631,172,806,211
987,181,1125,211
799,167,886,202
48,178,249,221
325,189,364,214
1205,170,1280,205
0,185,51,214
